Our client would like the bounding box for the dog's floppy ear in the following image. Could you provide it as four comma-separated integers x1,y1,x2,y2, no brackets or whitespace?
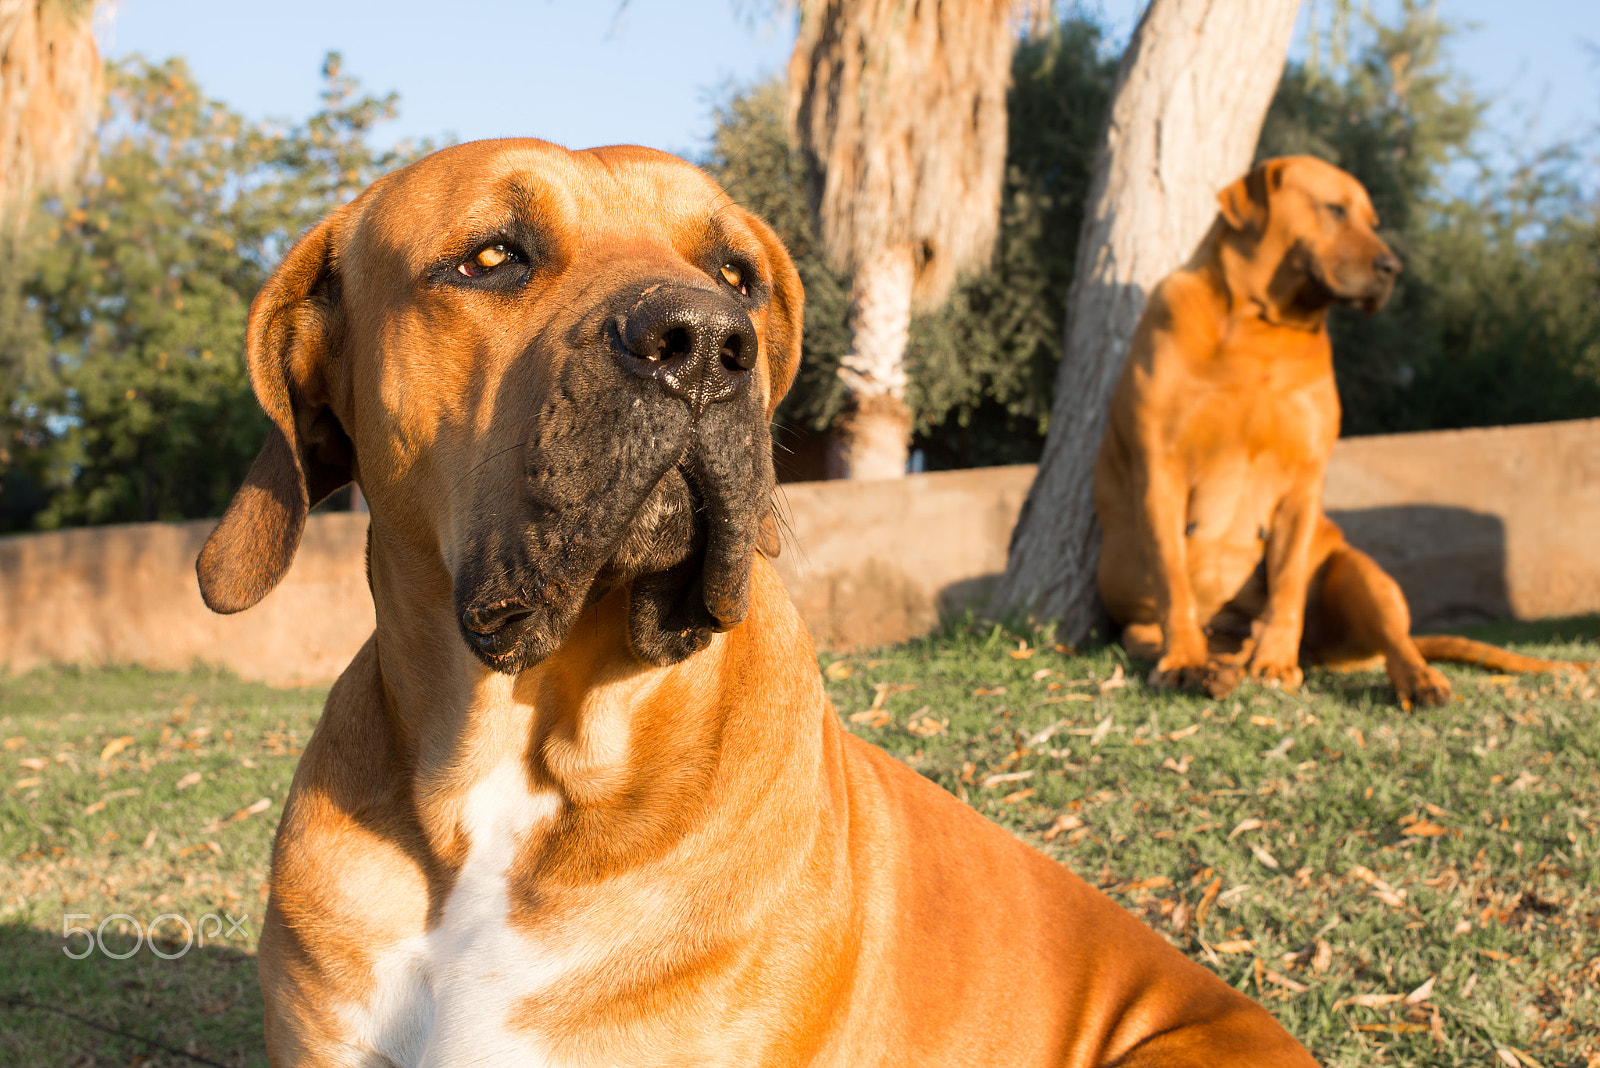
1217,159,1283,237
196,215,352,614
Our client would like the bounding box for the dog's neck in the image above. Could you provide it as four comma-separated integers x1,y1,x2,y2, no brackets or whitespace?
360,515,830,877
1208,223,1333,334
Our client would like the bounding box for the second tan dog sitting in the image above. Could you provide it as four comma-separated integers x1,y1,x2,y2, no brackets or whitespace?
1096,155,1585,708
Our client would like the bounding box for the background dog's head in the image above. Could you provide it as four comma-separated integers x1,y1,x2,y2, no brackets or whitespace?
1218,155,1400,315
196,139,803,671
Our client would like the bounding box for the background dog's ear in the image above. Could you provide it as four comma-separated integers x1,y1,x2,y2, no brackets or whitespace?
1217,160,1282,237
196,216,352,614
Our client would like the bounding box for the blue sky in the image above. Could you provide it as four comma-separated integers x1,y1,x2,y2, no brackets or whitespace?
100,0,1598,161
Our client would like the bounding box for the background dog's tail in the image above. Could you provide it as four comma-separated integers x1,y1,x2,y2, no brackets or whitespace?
1413,635,1592,674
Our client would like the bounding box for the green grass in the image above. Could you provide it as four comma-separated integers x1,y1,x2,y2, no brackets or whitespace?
3,619,1597,1067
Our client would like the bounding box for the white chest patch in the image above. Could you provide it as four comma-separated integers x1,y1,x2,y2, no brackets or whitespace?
337,764,575,1067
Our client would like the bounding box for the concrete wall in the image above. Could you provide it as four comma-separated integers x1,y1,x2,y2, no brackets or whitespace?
3,418,1597,684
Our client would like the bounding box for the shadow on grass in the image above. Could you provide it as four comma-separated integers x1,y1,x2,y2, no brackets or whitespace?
0,922,264,1068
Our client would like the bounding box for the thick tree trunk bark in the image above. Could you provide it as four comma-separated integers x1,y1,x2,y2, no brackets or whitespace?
829,243,915,480
988,0,1300,641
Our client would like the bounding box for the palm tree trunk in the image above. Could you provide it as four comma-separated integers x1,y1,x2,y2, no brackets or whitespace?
829,242,915,479
989,0,1301,640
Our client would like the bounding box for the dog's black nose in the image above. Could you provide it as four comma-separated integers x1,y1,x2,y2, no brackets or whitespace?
616,287,757,414
1373,251,1401,279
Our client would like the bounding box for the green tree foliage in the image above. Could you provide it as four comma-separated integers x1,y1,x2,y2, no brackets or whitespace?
0,53,426,530
704,20,1114,471
1258,0,1600,434
711,3,1597,469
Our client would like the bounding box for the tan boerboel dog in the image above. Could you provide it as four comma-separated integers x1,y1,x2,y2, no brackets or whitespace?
198,139,1319,1066
1096,155,1587,707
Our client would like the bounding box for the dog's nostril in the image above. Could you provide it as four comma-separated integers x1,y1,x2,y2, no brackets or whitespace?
1374,253,1401,277
719,333,746,374
653,327,692,362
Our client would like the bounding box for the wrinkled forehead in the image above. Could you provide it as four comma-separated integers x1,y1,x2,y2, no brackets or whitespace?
347,139,759,271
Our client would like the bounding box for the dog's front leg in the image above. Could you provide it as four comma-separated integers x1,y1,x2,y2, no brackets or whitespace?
1127,444,1221,694
1248,476,1324,688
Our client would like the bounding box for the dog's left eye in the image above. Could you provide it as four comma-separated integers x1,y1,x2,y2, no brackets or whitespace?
1325,203,1348,222
458,245,521,278
719,263,749,296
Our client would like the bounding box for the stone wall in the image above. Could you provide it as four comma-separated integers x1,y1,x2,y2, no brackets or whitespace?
3,418,1596,685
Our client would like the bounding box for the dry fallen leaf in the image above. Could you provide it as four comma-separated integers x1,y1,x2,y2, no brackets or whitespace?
1167,723,1201,741
2,737,26,751
1508,772,1541,792
232,797,272,821
1403,975,1435,1005
13,776,41,790
141,827,159,850
1027,720,1067,746
1213,940,1254,954
99,735,136,762
1042,814,1084,841
1401,821,1450,838
824,661,853,681
1088,716,1114,747
1312,940,1333,973
175,771,203,791
1001,787,1036,804
1251,844,1280,870
1261,735,1295,760
1261,967,1309,994
1118,876,1172,892
848,709,890,728
1249,715,1279,728
981,770,1035,789
1193,877,1222,928
17,757,47,771
1009,645,1036,660
1031,668,1054,681
1355,1023,1430,1034
1229,818,1263,840
1336,993,1405,1009
1097,664,1127,694
905,713,948,738
1160,755,1192,774
973,686,1008,697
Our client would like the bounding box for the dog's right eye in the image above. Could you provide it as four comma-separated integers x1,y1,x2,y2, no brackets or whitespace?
1325,203,1348,223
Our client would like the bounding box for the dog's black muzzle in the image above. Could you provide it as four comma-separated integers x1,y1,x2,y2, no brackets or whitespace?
454,281,774,674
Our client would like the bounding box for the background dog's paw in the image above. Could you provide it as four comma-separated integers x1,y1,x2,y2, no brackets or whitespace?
1149,657,1241,698
1247,660,1304,691
1394,664,1452,710
1198,661,1244,699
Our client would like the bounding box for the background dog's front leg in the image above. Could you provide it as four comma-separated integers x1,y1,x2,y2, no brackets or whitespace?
1249,480,1327,688
1130,454,1229,695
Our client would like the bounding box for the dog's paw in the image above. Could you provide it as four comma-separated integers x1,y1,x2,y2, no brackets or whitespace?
1393,664,1452,711
1148,658,1242,699
1247,659,1304,691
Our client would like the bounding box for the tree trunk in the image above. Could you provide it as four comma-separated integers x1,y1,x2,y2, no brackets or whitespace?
988,0,1300,641
829,243,915,480
0,0,103,231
